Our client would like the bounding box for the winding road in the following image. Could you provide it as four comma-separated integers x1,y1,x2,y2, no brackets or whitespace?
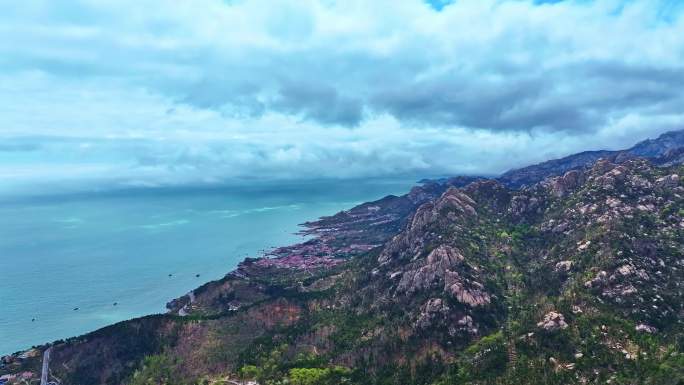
178,290,196,316
40,347,52,385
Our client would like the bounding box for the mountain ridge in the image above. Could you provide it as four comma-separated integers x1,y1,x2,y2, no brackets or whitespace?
497,129,684,188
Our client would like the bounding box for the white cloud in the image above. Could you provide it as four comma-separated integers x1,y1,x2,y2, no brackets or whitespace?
1,0,683,194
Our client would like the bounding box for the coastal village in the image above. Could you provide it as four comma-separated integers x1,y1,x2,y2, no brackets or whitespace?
0,349,38,385
165,193,426,318
247,188,435,271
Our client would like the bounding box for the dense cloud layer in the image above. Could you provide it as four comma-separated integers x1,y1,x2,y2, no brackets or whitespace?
1,0,683,194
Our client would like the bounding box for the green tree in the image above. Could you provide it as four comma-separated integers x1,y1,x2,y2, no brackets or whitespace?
128,355,176,385
288,368,329,385
238,365,260,382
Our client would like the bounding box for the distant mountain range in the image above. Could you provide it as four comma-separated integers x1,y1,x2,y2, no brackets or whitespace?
421,129,684,189
497,129,684,187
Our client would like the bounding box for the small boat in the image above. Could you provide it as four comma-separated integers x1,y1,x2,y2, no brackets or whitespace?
113,302,118,306
195,274,200,277
73,307,79,311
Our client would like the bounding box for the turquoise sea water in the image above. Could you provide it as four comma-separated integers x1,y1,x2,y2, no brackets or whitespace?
0,179,416,355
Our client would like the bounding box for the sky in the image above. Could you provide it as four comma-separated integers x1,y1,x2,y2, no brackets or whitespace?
1,0,684,195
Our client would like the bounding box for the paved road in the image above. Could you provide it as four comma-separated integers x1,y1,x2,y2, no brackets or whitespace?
178,290,196,316
40,347,52,385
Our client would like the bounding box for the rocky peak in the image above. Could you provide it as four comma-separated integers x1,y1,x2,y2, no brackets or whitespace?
435,188,477,216
378,188,480,264
537,312,569,332
544,169,585,197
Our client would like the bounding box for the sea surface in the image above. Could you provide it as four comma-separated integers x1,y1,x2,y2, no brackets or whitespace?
0,179,416,355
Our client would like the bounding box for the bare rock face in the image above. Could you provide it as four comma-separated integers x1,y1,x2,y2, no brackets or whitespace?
601,284,638,302
415,298,451,330
397,245,491,307
426,244,465,267
555,260,574,273
616,264,635,277
396,245,464,294
395,245,490,307
435,188,477,216
444,271,491,307
378,189,478,264
658,147,684,166
377,200,438,265
591,158,617,176
407,185,435,205
585,271,608,288
546,170,584,198
537,311,569,332
635,324,657,334
415,297,479,336
586,160,627,191
655,174,680,189
509,194,541,219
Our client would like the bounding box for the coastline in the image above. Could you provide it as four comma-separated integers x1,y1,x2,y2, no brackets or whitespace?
1,179,420,356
